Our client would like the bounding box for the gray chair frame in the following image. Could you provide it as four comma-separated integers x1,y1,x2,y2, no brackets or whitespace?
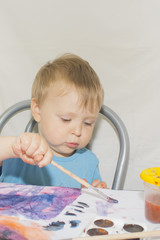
0,100,130,190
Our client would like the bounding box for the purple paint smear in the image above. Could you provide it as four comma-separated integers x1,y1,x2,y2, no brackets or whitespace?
0,183,81,220
96,201,114,216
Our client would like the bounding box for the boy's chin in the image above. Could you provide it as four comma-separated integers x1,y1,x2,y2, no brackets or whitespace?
60,150,76,157
53,149,76,158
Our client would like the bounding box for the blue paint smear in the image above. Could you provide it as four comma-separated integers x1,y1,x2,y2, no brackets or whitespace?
70,220,81,228
77,202,89,208
73,204,84,209
73,208,84,213
44,221,65,231
65,211,76,216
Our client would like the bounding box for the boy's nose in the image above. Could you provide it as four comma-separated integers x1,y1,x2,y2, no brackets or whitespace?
72,125,82,137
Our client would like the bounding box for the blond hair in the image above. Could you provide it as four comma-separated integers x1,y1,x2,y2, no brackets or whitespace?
32,54,104,111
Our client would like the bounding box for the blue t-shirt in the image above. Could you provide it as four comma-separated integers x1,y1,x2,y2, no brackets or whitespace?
0,148,102,188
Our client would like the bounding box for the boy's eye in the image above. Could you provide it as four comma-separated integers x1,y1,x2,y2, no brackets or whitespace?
61,117,71,122
84,122,93,126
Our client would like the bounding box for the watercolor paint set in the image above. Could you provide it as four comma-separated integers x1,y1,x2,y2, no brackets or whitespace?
81,216,149,239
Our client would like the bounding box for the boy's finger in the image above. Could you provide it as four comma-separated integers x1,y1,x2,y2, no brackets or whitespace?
81,179,88,188
33,154,44,163
12,137,22,156
20,154,36,165
25,134,41,156
91,179,101,187
20,134,33,153
99,182,107,189
37,149,53,168
95,181,107,189
33,144,47,158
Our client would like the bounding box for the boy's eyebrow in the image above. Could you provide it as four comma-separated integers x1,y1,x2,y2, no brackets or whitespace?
84,116,97,121
57,111,98,120
57,111,75,116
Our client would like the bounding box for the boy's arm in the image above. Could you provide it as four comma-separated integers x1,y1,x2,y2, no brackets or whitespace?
0,136,17,163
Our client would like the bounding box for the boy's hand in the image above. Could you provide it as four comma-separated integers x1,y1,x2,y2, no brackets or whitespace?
91,179,107,189
12,133,53,167
81,179,107,189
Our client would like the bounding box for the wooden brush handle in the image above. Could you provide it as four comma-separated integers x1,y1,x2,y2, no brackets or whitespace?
74,229,160,240
51,160,90,187
51,160,118,202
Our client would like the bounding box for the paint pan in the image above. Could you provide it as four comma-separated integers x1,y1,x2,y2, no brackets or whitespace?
87,228,108,236
82,216,148,240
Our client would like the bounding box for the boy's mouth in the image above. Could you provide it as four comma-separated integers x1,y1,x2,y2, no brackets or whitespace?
66,142,79,148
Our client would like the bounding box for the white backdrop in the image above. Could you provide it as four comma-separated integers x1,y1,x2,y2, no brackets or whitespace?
0,0,160,190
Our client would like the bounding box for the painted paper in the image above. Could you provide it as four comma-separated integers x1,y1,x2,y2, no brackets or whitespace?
0,183,80,220
0,182,82,239
0,183,149,240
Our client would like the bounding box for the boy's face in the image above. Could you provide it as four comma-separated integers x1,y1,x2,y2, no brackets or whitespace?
32,82,99,157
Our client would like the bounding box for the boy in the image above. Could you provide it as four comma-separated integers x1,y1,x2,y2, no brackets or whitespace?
0,54,107,189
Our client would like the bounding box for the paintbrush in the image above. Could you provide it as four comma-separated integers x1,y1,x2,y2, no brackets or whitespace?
51,160,118,203
72,229,160,240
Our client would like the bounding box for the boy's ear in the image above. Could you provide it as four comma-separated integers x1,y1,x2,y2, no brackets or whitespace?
31,99,41,122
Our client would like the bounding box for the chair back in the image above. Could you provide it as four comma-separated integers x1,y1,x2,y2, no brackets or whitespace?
0,100,130,190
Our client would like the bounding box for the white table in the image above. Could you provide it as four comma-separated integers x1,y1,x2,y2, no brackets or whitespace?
52,188,160,239
0,183,159,240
